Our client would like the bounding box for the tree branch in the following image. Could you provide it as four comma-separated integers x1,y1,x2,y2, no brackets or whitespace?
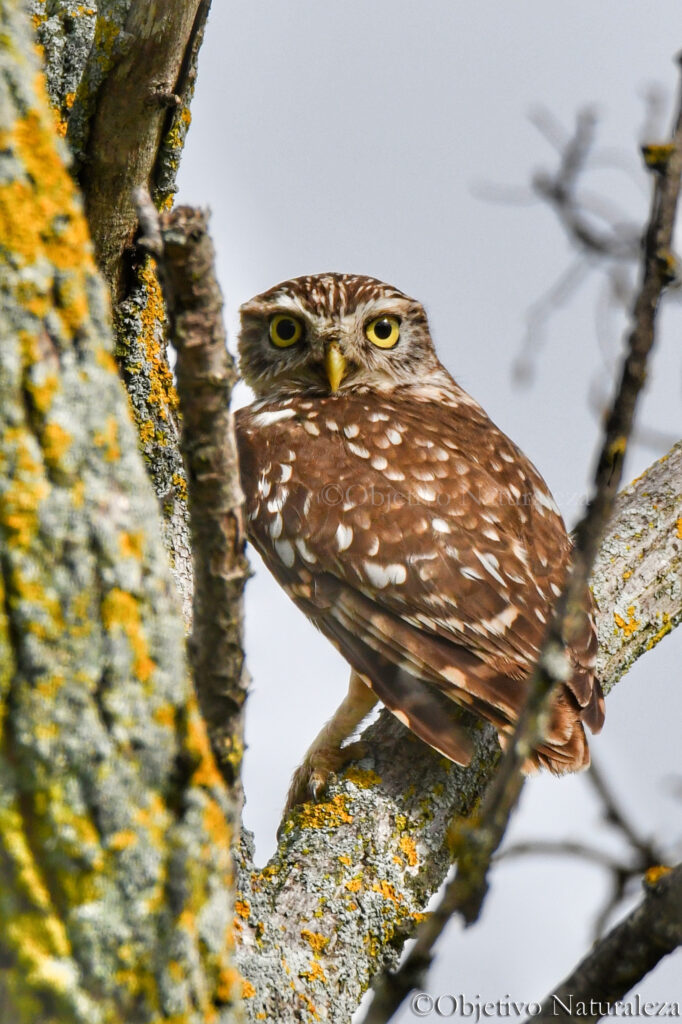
527,863,682,1023
160,205,251,806
78,0,210,299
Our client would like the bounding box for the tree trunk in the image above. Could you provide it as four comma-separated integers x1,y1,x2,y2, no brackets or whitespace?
0,3,240,1021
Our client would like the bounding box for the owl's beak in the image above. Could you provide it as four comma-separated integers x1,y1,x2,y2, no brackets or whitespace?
324,342,347,393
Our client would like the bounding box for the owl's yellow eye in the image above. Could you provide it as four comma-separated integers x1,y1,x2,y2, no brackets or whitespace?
269,314,303,348
365,315,400,349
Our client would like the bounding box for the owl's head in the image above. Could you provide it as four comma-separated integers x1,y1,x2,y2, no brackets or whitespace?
238,273,443,399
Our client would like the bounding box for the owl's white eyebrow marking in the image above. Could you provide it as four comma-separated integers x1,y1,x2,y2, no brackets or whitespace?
252,408,296,428
432,518,450,533
303,420,320,436
363,561,407,587
343,424,360,438
274,539,295,567
335,524,353,551
371,455,388,471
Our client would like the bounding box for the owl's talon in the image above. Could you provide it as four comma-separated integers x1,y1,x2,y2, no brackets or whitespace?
282,741,370,819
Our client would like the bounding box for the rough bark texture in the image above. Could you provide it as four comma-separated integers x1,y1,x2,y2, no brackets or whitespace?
29,0,213,624
162,206,250,804
233,442,682,1023
592,442,682,692
0,5,241,1021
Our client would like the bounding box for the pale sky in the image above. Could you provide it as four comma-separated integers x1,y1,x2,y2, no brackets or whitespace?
178,3,682,1016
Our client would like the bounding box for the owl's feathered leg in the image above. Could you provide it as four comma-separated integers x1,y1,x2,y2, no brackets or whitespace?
283,670,378,817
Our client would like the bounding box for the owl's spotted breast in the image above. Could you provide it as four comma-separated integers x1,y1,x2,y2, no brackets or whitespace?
236,272,604,793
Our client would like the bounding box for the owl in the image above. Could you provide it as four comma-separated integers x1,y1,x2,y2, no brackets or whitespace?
235,273,604,812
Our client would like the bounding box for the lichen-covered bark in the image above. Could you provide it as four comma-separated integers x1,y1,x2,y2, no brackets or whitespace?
0,6,241,1020
234,446,682,1023
28,0,213,623
591,441,682,691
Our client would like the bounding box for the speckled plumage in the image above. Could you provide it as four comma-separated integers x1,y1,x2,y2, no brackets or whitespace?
236,273,604,804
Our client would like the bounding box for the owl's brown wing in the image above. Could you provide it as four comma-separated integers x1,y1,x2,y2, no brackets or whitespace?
236,388,603,768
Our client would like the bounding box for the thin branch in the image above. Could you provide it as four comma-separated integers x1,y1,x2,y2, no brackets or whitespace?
497,840,635,875
526,863,682,1023
160,206,250,808
358,56,682,1024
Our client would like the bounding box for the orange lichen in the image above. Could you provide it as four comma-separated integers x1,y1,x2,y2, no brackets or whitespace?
242,979,256,999
301,960,326,984
108,829,138,852
119,531,144,560
293,794,353,831
41,422,72,466
372,880,402,904
646,613,672,651
101,588,155,683
645,864,671,885
137,259,179,419
344,765,382,788
613,606,640,638
93,415,120,462
345,877,362,893
235,899,251,920
300,929,329,956
676,517,682,540
399,835,418,867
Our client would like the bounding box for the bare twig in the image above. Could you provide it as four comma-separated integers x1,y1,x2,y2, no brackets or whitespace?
525,863,682,1023
159,206,250,809
359,57,682,1024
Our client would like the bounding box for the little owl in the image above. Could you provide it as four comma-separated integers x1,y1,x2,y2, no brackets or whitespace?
235,273,604,812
